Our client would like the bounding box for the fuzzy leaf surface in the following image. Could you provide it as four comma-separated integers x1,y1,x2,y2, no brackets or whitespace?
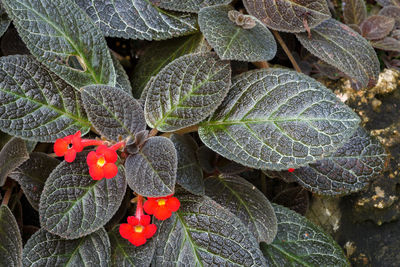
159,0,232,13
39,153,127,239
371,37,400,52
265,127,387,196
205,175,277,244
75,0,198,40
109,225,155,267
23,228,110,267
199,68,360,170
0,205,23,267
3,0,115,88
171,134,204,195
132,33,208,98
342,0,367,25
376,0,400,7
153,193,267,266
0,137,29,186
125,136,177,197
0,4,10,38
145,52,231,132
296,18,380,89
10,152,59,210
261,204,348,266
112,54,133,96
198,5,276,61
243,0,331,32
0,55,91,141
360,15,395,40
82,85,146,142
379,6,400,28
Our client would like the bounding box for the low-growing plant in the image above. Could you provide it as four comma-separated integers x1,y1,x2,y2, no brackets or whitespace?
0,0,392,266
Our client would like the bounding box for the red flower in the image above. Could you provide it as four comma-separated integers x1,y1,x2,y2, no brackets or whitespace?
87,145,118,180
54,131,84,162
143,195,180,220
288,168,295,172
119,215,157,246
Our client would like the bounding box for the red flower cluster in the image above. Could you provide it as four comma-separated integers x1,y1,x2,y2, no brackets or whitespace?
54,131,124,180
288,168,295,172
120,195,181,247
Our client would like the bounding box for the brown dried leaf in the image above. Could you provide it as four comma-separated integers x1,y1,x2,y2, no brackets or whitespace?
361,15,395,40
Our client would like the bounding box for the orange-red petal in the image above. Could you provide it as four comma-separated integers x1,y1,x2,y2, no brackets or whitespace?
139,214,151,226
64,149,77,163
127,216,139,226
143,199,158,215
87,151,98,166
54,139,68,156
143,224,157,238
103,163,118,179
89,165,104,180
72,131,83,152
129,234,147,246
166,197,180,212
119,224,133,239
154,207,172,220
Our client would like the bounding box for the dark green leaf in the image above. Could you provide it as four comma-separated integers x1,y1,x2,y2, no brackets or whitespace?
75,0,198,40
159,0,232,13
243,0,331,32
342,0,367,25
360,15,395,40
261,204,349,266
205,175,277,243
125,136,177,197
171,134,204,195
3,0,115,88
23,228,110,266
0,4,10,38
82,85,146,142
0,55,91,141
39,153,127,239
153,193,267,266
199,68,360,170
296,18,380,89
379,6,400,28
0,137,29,186
0,205,22,267
145,52,231,132
196,145,217,173
376,0,400,7
10,152,59,210
371,37,400,52
198,5,276,61
109,225,155,267
112,53,133,96
132,33,208,98
265,127,387,196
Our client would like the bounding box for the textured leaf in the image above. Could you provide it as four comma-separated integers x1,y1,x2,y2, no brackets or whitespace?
196,145,217,173
125,136,177,197
265,127,387,196
0,4,10,38
296,18,380,89
0,137,29,186
261,204,348,266
109,225,155,267
39,153,127,239
82,85,146,142
371,37,400,52
10,152,59,210
145,53,231,132
159,0,232,13
379,6,400,28
75,0,198,40
3,0,115,88
205,175,277,244
342,0,367,25
376,0,400,7
360,15,395,40
171,134,204,195
272,186,309,216
243,0,331,33
198,5,276,61
132,33,208,98
112,53,133,95
153,193,267,266
0,205,23,267
23,228,110,267
199,68,360,171
0,55,91,141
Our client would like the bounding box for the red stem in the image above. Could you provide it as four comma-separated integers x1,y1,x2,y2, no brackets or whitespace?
135,195,144,220
110,141,125,151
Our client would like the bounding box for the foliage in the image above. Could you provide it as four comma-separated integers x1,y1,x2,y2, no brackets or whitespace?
0,0,391,266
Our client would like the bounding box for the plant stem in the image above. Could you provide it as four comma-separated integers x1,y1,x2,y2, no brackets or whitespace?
161,125,200,138
253,61,270,69
149,128,159,137
272,30,302,73
1,181,14,206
